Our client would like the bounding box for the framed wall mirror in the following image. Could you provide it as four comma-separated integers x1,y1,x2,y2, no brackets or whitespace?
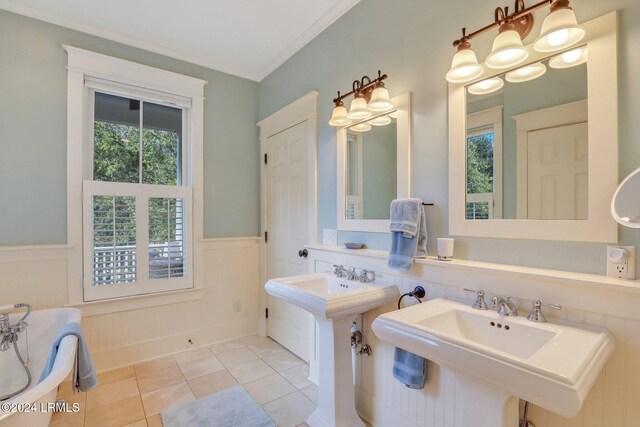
337,92,411,232
448,12,618,242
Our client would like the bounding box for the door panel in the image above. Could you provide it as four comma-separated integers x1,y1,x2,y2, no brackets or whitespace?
527,122,588,220
266,121,313,362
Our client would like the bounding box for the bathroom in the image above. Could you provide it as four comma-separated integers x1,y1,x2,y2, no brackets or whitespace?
0,0,639,425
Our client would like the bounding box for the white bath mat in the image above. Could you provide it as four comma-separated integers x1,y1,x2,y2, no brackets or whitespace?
160,385,275,427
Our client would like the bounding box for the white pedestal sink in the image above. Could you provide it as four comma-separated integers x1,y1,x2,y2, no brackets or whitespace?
372,298,615,427
265,273,398,427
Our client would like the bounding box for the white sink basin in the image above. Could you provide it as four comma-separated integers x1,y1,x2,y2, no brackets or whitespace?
265,273,398,320
372,298,615,425
266,272,398,427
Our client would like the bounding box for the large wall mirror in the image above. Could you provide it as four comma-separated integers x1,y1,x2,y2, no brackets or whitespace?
337,92,411,232
449,12,618,242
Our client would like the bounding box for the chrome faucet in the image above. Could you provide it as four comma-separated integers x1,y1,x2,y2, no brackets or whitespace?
333,265,347,278
344,267,358,280
358,269,375,283
491,296,518,316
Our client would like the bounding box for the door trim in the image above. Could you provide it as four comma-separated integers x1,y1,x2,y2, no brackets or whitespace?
257,91,319,337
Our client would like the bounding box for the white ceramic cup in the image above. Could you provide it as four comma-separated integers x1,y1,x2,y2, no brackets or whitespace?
437,238,454,261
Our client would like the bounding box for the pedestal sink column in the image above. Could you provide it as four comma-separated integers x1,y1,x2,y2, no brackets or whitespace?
454,373,519,427
307,316,365,427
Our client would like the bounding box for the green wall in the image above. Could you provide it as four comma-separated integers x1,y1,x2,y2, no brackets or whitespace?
259,0,640,274
0,10,260,245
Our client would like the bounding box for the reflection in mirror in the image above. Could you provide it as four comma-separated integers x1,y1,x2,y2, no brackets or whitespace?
612,167,640,228
345,115,397,220
465,46,588,220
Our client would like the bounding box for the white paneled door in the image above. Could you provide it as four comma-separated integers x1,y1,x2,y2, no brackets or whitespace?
527,122,588,220
266,120,313,362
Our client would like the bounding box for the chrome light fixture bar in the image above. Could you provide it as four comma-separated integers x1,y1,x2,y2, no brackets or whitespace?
329,70,394,127
446,0,585,83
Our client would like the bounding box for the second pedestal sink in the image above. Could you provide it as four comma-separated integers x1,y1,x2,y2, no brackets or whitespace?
266,272,398,427
372,298,615,427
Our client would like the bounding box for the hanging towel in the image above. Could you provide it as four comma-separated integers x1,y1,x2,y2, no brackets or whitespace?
388,199,428,270
40,322,97,393
393,347,427,389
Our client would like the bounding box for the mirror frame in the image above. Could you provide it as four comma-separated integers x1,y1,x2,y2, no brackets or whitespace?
448,12,618,242
337,92,411,233
611,166,640,229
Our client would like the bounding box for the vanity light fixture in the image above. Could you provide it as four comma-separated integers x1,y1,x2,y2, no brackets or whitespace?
446,40,484,83
329,70,394,126
486,20,529,69
505,61,547,82
369,115,392,126
388,110,398,119
349,122,372,132
329,97,352,126
549,46,587,68
534,0,585,52
467,76,505,95
447,0,585,81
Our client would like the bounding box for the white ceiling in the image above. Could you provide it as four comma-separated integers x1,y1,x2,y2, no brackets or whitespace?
0,0,360,81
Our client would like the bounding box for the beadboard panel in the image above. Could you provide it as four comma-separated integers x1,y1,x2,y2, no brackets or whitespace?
310,248,640,427
0,238,261,371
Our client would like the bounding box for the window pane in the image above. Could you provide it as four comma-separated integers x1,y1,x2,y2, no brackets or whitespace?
143,102,182,185
466,132,495,194
94,93,140,183
92,195,136,286
466,202,490,220
149,197,185,279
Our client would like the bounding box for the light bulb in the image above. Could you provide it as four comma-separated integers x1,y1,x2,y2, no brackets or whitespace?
506,62,547,83
562,48,582,63
349,122,372,132
467,77,504,95
547,28,569,46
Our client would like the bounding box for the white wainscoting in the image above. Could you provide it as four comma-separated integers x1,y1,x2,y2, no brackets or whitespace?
0,238,261,371
308,245,640,427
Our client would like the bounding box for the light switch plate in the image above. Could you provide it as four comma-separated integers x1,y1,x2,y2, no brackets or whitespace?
323,228,337,246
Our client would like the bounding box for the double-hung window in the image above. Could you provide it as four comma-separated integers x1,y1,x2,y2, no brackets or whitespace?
65,47,206,304
83,86,192,301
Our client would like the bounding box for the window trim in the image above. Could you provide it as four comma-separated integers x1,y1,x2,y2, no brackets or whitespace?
65,46,206,309
466,106,503,219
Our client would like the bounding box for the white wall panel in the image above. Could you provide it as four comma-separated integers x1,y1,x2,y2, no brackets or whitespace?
310,246,640,427
0,238,261,371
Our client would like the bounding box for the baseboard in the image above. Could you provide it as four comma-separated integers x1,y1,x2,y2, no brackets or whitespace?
91,317,259,371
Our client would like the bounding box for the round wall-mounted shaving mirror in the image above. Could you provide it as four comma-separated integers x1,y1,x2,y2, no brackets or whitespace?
611,166,640,228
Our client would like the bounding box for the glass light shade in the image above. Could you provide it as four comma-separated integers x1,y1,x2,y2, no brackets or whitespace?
467,77,504,95
549,47,588,69
349,122,372,132
486,29,529,69
446,47,484,83
506,62,547,83
328,105,351,126
347,96,371,120
369,115,392,126
388,110,398,119
534,8,585,52
368,86,394,111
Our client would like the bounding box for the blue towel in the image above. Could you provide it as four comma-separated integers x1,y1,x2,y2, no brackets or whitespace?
393,347,427,389
39,322,97,393
388,199,427,270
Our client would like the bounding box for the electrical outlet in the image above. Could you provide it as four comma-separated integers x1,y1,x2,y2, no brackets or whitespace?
232,300,242,313
323,228,337,246
606,246,636,279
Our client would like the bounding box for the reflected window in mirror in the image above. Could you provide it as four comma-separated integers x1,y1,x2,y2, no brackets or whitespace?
465,46,587,221
345,115,397,220
466,107,503,220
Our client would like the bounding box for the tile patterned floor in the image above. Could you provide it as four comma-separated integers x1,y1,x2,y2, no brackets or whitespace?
50,335,318,427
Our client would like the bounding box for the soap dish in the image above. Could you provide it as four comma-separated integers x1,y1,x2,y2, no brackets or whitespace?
344,243,365,249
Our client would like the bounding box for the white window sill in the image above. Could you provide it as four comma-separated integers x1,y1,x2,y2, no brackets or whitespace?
66,287,206,317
